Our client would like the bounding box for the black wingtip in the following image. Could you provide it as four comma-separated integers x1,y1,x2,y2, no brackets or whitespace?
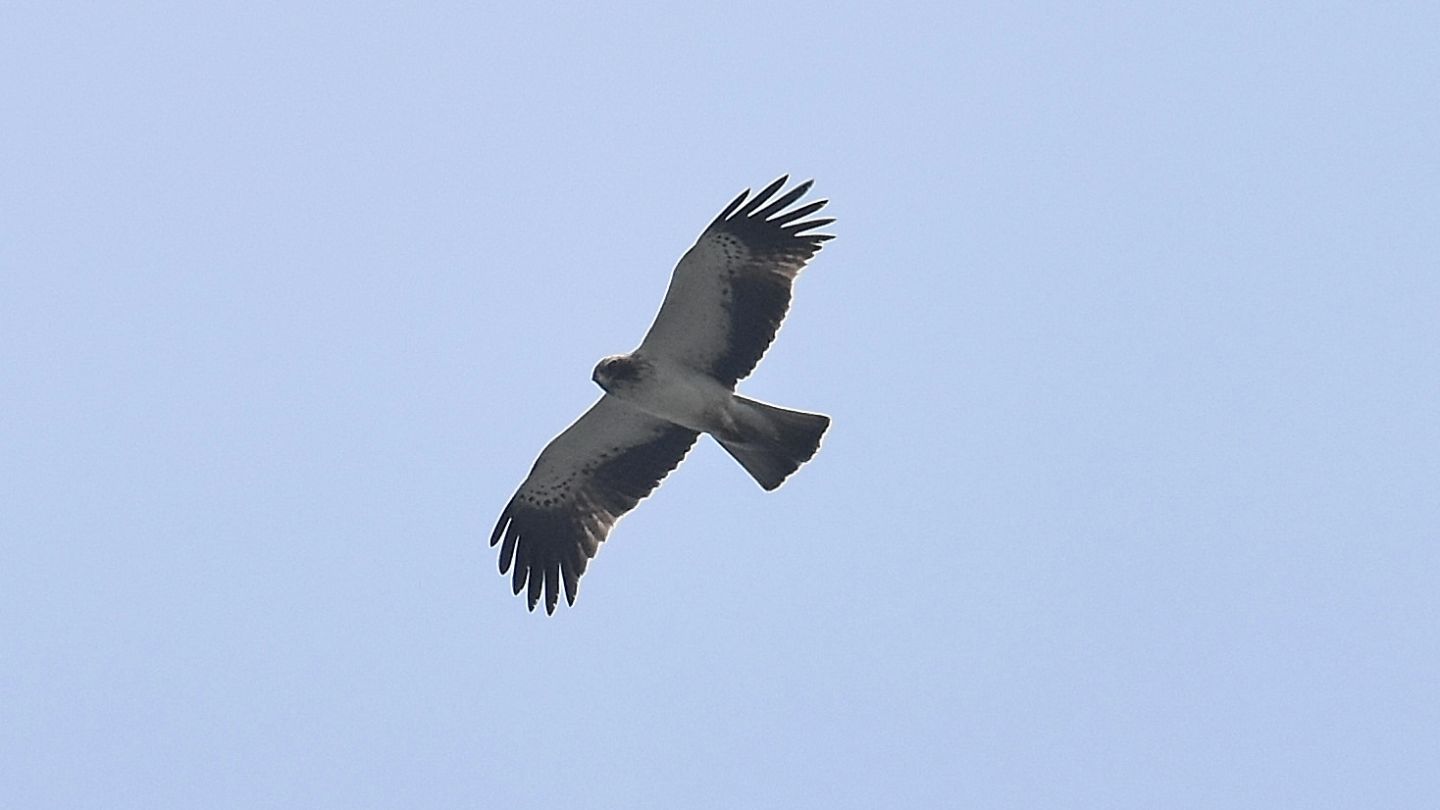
705,178,835,257
543,560,560,614
526,563,543,610
791,217,836,235
710,175,834,232
712,188,748,226
512,557,527,595
769,200,825,226
754,180,814,221
497,519,520,575
736,176,789,218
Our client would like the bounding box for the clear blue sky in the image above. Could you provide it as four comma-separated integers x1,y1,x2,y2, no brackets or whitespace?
3,3,1437,807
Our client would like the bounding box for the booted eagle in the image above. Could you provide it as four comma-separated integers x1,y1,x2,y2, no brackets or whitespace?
490,177,834,613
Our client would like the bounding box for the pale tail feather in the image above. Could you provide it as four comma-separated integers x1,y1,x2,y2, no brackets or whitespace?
715,396,830,490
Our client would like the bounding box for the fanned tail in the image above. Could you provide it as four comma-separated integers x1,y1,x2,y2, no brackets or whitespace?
715,396,830,490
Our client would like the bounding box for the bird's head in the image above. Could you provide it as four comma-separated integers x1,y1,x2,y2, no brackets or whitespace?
592,354,643,392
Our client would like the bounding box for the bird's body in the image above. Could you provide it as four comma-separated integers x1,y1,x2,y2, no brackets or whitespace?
592,352,728,436
491,177,834,613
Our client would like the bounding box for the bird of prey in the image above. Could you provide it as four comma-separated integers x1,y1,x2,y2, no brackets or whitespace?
490,177,834,613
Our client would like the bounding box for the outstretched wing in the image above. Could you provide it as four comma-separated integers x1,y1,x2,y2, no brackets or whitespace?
490,395,699,614
638,176,834,388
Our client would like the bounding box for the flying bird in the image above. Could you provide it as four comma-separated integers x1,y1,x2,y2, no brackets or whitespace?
490,177,834,613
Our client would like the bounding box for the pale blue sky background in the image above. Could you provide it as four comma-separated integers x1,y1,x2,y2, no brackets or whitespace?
3,2,1438,807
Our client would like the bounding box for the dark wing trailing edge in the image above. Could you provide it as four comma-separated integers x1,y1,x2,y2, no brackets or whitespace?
704,176,834,385
638,176,834,388
490,396,698,614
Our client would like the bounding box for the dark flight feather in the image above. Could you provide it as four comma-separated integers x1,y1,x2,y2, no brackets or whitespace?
490,408,697,614
704,176,833,386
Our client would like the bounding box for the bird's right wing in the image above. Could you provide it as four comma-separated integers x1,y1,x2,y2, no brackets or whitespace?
490,395,699,614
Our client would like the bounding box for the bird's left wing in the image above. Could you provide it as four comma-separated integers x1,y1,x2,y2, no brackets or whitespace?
638,176,834,388
490,395,699,613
